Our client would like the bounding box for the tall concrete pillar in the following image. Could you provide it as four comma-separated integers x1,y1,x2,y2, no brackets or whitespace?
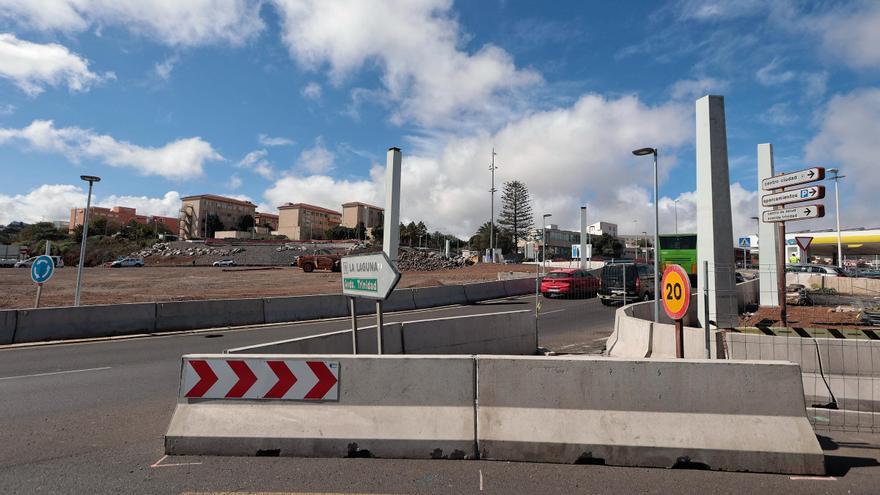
695,95,738,328
580,206,587,269
757,144,780,307
383,147,401,265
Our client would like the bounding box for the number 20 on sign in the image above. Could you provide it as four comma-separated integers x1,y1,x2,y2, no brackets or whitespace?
661,264,691,321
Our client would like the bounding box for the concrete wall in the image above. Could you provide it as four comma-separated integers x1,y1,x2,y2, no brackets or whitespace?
14,303,157,343
736,279,759,312
475,355,823,474
166,354,824,474
787,273,880,296
227,310,535,356
166,354,478,459
1,279,525,345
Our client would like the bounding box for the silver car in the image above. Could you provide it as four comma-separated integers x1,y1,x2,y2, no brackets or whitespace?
212,259,236,267
785,264,847,277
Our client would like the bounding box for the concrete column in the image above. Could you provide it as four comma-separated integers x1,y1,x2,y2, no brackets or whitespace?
580,206,587,269
695,95,738,328
383,148,401,264
757,144,780,307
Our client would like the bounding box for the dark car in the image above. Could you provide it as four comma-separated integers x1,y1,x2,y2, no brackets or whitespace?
597,263,655,306
540,269,600,298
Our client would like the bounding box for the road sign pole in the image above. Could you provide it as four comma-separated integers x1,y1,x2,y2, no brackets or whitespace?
703,260,710,358
349,297,358,355
34,283,42,309
675,318,684,359
376,300,384,355
777,222,787,327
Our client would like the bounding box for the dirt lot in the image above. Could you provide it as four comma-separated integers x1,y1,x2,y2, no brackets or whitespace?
740,305,872,329
0,264,536,309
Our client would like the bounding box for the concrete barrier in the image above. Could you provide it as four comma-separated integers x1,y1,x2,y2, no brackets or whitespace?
0,310,17,345
226,311,535,356
475,355,825,474
355,289,416,314
165,354,477,459
650,323,723,359
463,281,508,303
502,277,535,297
14,303,156,343
736,279,759,312
402,311,535,355
156,298,264,332
606,306,652,358
411,285,467,309
227,323,404,355
263,294,348,324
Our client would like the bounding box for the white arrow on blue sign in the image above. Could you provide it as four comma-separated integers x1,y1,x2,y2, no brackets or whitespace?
30,255,55,285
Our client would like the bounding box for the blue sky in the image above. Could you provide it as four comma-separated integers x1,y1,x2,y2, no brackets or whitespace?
0,0,878,238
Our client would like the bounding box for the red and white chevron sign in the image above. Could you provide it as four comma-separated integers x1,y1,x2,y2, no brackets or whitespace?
181,358,338,401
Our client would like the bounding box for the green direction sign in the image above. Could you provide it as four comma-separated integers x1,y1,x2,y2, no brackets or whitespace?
341,252,400,300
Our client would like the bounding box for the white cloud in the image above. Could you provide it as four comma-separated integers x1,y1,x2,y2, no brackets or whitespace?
227,175,243,190
0,0,265,47
0,185,182,224
296,137,334,174
257,133,294,147
0,120,222,179
814,3,880,70
272,0,542,128
264,93,691,238
302,81,321,99
675,0,768,21
237,149,274,179
668,77,729,101
755,58,795,86
154,55,178,80
0,103,14,115
805,87,880,228
0,33,112,95
760,102,796,126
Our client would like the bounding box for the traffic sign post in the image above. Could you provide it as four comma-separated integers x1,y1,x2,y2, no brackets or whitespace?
660,265,691,358
30,254,55,309
341,251,401,355
761,166,827,327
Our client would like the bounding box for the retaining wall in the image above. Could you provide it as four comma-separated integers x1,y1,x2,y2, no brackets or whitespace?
1,279,531,344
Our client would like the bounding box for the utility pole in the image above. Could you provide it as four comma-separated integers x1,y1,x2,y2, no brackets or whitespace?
489,148,498,263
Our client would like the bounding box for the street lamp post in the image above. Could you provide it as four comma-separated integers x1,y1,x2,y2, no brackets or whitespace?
827,168,846,268
542,214,552,276
74,175,101,307
633,147,660,323
642,231,648,263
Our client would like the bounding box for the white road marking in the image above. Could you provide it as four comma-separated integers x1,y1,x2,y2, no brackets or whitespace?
789,476,837,481
150,454,203,468
0,366,111,381
479,469,484,491
539,309,567,316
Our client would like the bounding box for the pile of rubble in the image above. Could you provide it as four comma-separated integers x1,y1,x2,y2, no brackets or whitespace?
131,242,245,258
396,249,473,271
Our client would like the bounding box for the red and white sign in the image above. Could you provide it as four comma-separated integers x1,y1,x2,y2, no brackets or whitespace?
181,358,339,400
795,236,813,251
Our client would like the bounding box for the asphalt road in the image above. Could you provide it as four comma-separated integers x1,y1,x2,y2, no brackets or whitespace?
1,295,879,494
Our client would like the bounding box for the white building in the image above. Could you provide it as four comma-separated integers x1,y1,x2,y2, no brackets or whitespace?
588,221,617,237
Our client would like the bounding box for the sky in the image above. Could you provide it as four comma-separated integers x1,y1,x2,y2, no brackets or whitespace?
0,0,878,239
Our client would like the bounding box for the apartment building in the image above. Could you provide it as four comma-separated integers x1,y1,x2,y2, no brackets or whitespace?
341,202,383,229
178,194,257,240
588,221,618,237
254,212,279,231
69,206,179,234
276,203,342,240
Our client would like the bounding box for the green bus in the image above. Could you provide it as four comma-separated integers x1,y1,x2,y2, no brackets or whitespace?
658,233,697,283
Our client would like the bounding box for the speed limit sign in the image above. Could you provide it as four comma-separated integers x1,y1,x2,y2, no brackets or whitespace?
660,264,691,321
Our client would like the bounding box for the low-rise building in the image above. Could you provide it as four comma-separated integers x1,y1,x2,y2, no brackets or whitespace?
276,203,342,240
341,202,383,229
254,212,279,231
588,221,618,237
69,206,179,234
178,194,257,240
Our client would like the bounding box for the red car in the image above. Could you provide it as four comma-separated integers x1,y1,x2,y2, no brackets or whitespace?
540,269,600,298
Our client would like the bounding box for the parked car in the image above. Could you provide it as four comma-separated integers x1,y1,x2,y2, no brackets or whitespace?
14,256,64,268
296,251,341,272
597,262,655,306
110,257,144,268
540,269,600,298
212,259,236,267
785,264,847,276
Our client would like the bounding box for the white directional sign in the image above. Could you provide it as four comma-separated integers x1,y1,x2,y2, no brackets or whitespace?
761,167,825,191
341,251,401,300
762,205,825,223
761,185,825,207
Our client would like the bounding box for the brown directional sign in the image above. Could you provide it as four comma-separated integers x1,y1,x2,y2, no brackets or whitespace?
761,167,825,191
762,204,825,223
761,185,825,207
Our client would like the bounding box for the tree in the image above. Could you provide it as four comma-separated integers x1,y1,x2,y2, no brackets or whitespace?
354,221,367,241
592,233,623,258
205,214,224,238
16,222,67,244
324,225,356,240
498,181,534,250
469,222,513,252
237,214,255,232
